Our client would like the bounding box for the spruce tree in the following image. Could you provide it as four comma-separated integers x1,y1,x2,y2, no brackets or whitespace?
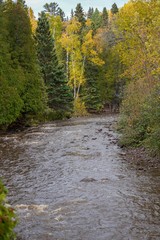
35,12,73,111
70,9,74,19
82,61,102,112
102,7,108,27
111,3,119,14
91,8,102,33
74,3,86,27
87,7,94,19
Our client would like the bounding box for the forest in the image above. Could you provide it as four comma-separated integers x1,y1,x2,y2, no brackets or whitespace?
0,0,160,238
0,0,160,152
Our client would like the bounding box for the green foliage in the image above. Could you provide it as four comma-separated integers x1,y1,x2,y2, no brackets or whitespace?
22,72,47,114
46,14,64,63
118,78,151,146
102,7,108,27
141,85,160,156
36,11,73,112
0,0,47,129
44,108,72,121
0,3,24,127
119,83,160,157
87,7,94,19
43,2,65,21
74,3,86,27
82,61,103,112
0,80,23,127
73,98,88,117
100,47,124,105
0,180,17,240
91,8,102,32
111,3,119,15
116,0,160,156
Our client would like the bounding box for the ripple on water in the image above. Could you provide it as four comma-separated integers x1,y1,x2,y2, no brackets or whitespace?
0,115,160,240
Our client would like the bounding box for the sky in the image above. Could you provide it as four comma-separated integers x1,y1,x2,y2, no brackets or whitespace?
25,0,128,18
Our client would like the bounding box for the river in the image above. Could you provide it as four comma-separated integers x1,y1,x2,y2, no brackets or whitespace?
0,115,159,240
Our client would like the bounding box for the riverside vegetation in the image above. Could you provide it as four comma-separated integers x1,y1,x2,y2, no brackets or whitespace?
0,0,160,237
0,180,17,240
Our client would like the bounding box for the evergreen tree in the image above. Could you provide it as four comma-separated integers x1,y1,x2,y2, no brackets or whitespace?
91,8,102,33
6,1,47,118
0,1,23,127
111,3,119,14
87,7,94,19
17,0,27,9
44,2,58,15
74,3,86,27
102,7,108,27
70,8,74,19
35,12,73,111
35,11,55,84
82,61,102,112
57,7,65,21
43,2,65,20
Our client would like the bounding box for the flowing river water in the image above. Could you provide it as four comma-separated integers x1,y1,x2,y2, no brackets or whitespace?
0,115,160,240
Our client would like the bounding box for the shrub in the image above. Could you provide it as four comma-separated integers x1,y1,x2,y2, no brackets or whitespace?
0,180,17,240
118,83,160,157
44,108,72,121
73,97,88,117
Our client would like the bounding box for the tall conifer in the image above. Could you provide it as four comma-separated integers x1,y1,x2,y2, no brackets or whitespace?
43,2,65,20
82,61,102,112
35,12,73,111
102,7,108,27
74,3,86,27
87,7,94,19
111,3,119,14
91,8,102,33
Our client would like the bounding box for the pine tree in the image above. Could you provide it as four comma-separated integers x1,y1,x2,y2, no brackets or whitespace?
35,12,73,111
111,3,119,14
74,3,86,27
102,7,108,27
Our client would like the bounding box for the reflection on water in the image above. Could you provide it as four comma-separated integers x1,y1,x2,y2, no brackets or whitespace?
0,115,160,240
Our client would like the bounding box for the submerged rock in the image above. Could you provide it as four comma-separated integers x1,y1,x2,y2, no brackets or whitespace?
80,177,97,182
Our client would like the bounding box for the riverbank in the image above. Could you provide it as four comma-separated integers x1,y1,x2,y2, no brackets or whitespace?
123,146,160,172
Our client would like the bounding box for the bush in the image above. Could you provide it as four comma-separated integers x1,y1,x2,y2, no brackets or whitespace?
73,98,88,117
141,85,160,156
118,83,160,157
44,108,72,121
0,180,17,240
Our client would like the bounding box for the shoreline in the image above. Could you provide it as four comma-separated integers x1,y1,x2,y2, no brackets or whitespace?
123,146,160,172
